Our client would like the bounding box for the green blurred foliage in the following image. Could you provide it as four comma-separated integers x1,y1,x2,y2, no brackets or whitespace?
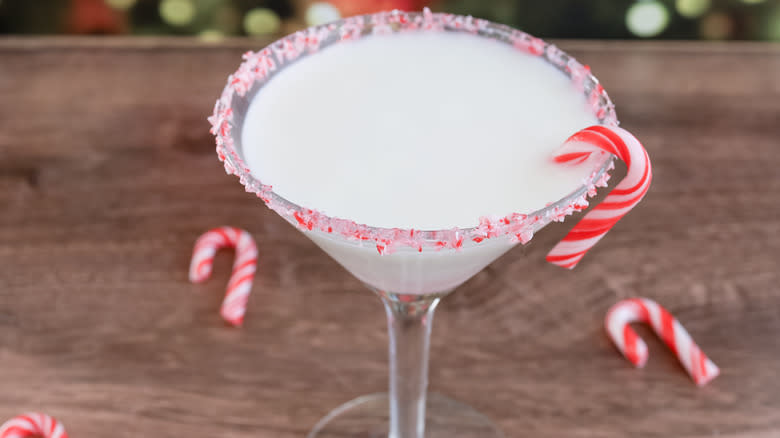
0,0,778,40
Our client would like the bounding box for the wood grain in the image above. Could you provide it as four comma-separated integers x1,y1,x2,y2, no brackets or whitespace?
0,37,778,437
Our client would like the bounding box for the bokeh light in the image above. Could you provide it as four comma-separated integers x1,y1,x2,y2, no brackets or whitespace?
243,8,281,35
199,29,224,42
626,1,670,38
305,2,342,26
767,5,780,40
106,0,137,10
740,0,766,4
159,0,196,27
700,12,734,39
676,0,710,18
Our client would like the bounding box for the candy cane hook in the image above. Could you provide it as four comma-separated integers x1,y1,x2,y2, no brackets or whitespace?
547,125,652,269
0,413,68,438
189,227,258,327
606,298,719,386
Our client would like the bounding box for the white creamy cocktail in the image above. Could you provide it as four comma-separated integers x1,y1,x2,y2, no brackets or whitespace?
240,31,606,294
210,10,622,438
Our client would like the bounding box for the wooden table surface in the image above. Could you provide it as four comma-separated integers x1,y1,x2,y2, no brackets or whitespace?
1,37,779,437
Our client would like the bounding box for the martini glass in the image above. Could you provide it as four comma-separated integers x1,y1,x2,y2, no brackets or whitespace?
210,10,617,438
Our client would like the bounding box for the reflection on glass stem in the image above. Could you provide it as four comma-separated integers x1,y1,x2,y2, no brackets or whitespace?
376,289,451,438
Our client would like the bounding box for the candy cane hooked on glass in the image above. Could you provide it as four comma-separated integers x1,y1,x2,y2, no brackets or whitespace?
0,413,68,438
189,227,258,327
606,298,719,386
547,125,652,269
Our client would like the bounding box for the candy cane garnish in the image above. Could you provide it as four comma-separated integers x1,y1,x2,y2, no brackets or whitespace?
547,125,652,269
189,227,258,327
606,298,719,386
0,413,67,438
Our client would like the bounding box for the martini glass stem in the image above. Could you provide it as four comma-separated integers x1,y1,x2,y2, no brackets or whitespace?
380,292,442,438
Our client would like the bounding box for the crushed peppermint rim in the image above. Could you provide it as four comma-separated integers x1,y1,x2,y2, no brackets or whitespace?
208,8,618,255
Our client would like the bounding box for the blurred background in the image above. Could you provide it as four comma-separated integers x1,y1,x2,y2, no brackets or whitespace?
0,0,778,40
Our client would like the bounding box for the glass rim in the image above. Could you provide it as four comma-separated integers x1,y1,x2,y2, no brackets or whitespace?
208,9,618,253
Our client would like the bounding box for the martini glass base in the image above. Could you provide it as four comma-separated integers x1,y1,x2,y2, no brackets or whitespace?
307,393,504,438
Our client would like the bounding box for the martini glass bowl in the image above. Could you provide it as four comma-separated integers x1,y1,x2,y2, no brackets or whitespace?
210,10,617,438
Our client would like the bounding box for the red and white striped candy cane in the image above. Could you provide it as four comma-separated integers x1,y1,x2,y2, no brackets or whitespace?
189,227,258,327
547,125,652,269
605,298,719,386
0,413,67,438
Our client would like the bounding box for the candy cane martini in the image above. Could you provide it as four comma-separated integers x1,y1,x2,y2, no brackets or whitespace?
236,30,609,294
210,10,623,438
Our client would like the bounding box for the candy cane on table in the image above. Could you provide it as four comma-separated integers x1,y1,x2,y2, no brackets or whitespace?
189,227,258,327
0,413,67,438
547,125,652,269
606,298,719,386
